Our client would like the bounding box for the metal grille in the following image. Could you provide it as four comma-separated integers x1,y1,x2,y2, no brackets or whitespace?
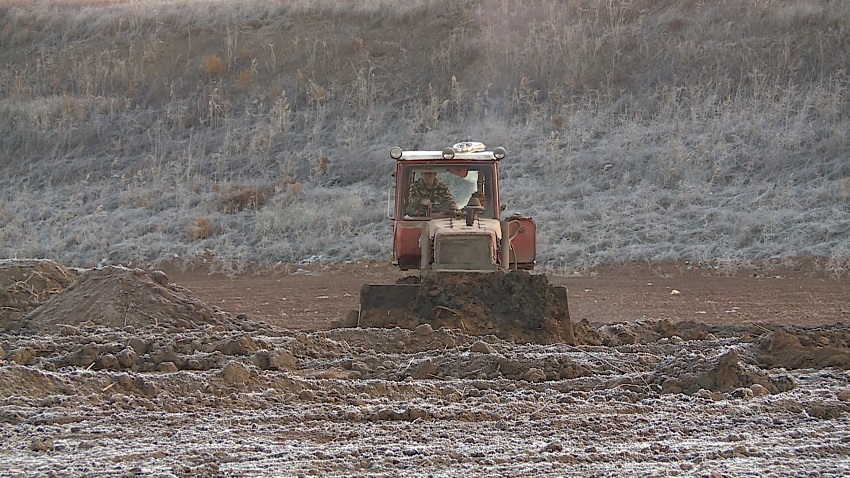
434,236,495,270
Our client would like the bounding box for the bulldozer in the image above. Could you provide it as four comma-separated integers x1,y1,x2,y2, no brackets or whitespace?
354,142,575,344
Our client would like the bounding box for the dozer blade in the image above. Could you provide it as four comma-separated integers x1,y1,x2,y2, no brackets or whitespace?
357,283,422,329
360,283,420,310
350,271,576,344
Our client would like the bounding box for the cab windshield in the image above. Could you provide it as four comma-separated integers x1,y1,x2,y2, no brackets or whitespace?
401,165,495,219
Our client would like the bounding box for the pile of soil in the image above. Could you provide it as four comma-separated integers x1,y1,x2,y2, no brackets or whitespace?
19,266,238,333
650,347,794,395
0,259,77,332
412,271,572,343
753,328,850,370
596,318,708,345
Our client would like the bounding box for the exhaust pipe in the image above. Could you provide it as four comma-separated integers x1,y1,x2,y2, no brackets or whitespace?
500,220,511,271
420,221,430,271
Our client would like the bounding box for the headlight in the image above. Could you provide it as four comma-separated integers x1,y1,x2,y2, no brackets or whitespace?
442,147,455,160
390,146,403,160
493,147,506,160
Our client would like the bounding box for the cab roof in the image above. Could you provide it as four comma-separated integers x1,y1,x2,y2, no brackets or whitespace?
390,143,506,162
394,151,502,161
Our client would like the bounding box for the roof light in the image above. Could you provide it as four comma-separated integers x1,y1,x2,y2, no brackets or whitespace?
389,146,403,160
452,141,486,153
441,147,455,159
493,147,506,160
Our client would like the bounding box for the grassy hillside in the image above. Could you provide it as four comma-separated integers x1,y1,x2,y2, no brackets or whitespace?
1,0,849,274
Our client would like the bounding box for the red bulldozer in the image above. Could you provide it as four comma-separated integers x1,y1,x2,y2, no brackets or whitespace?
355,142,575,344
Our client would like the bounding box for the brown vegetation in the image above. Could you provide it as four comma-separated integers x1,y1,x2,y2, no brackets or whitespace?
313,154,331,178
201,53,227,78
186,216,215,240
212,184,271,213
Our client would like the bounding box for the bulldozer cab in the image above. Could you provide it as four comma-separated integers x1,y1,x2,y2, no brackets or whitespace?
385,144,541,271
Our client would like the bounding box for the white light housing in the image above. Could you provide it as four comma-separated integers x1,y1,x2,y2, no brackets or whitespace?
493,147,506,160
441,147,455,159
389,146,403,160
452,141,486,153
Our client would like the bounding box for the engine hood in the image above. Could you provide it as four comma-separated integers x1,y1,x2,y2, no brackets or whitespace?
427,217,502,239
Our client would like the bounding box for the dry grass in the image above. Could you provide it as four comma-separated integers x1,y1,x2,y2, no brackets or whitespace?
0,0,847,268
825,253,850,279
284,178,304,199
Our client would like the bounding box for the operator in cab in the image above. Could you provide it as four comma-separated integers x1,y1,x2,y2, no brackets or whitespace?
406,171,457,217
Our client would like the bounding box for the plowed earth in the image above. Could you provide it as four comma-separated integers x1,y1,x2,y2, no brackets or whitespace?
1,259,849,477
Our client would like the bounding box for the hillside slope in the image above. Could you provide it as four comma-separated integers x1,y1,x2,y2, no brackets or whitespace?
1,0,848,273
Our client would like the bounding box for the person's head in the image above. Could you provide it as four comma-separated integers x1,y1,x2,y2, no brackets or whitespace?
420,171,438,188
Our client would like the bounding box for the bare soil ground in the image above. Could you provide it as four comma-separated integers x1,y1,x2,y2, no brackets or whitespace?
164,260,850,331
1,259,849,477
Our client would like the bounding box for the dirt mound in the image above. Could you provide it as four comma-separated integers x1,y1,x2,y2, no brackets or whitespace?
594,319,717,346
351,270,574,344
753,329,850,370
412,271,570,343
20,266,235,333
651,347,795,395
0,259,78,332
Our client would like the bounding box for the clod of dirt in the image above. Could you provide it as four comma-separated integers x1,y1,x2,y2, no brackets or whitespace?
269,349,297,370
20,266,235,332
127,337,150,355
221,361,252,384
750,383,770,397
96,353,121,371
30,436,54,452
159,362,179,372
8,346,36,365
0,259,77,332
69,344,99,367
805,403,849,420
251,350,272,369
471,341,494,353
214,335,259,355
411,359,438,379
117,347,137,368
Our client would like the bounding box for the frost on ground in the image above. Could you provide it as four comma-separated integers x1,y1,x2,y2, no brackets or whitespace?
1,260,849,477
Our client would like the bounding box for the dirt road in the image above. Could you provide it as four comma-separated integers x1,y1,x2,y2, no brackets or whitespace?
1,260,849,477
